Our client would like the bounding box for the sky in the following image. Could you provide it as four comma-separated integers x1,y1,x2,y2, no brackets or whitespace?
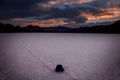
0,0,120,28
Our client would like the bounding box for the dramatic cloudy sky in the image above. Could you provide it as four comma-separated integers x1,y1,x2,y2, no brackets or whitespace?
0,0,120,27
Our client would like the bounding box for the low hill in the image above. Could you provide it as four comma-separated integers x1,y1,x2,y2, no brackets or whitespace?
0,20,120,33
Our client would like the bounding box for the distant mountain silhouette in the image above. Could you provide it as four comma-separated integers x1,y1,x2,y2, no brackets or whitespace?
43,26,74,32
0,20,120,33
0,23,22,32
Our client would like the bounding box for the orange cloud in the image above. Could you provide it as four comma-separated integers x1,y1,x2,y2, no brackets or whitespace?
1,17,73,27
38,0,94,9
48,0,94,3
0,18,25,25
81,7,120,21
10,18,24,21
0,18,24,22
20,18,70,27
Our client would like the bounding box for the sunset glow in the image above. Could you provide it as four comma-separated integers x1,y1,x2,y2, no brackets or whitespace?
20,18,71,27
39,0,94,9
48,0,94,4
0,0,120,27
81,8,120,21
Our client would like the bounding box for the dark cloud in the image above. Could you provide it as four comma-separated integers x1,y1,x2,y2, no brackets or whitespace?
49,6,88,23
72,16,87,23
47,1,101,22
51,8,80,18
0,0,120,21
0,0,49,7
89,0,120,8
0,0,50,19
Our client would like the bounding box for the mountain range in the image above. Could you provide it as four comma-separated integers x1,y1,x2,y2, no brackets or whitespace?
0,20,120,33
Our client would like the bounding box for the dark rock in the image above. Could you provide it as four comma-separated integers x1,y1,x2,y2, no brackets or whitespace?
55,64,64,72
